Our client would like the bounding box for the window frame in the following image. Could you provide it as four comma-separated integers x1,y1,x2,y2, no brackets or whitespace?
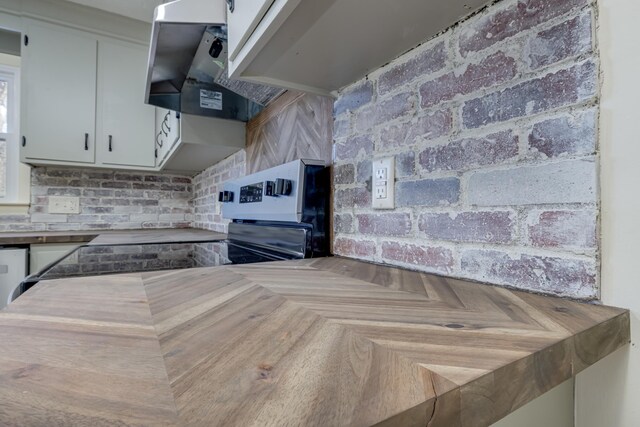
0,62,21,205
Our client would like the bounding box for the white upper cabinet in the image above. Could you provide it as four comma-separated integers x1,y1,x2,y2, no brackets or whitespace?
20,19,156,171
21,20,97,164
227,0,493,95
96,40,156,168
154,108,181,168
227,0,276,61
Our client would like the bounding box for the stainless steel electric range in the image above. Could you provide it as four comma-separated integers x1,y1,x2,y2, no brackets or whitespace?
13,159,329,301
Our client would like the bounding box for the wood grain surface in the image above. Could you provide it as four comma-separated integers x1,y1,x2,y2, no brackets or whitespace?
0,229,226,246
0,257,629,426
245,91,333,174
87,229,226,245
0,275,178,426
0,230,100,245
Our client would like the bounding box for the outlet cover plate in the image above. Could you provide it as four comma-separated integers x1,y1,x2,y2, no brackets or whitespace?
49,196,80,214
372,156,395,210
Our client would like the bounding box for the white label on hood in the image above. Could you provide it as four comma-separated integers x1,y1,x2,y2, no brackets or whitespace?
200,90,222,110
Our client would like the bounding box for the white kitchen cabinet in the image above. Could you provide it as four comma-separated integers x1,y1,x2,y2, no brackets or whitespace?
154,108,181,168
156,113,245,174
227,0,491,95
96,40,156,168
227,0,276,61
20,19,156,170
21,20,97,164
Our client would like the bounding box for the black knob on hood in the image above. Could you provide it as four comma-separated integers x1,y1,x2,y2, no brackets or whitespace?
209,38,223,58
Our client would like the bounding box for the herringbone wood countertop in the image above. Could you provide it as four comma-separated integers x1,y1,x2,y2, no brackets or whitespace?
0,257,629,426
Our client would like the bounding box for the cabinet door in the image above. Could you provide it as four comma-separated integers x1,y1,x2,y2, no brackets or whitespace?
96,40,155,168
29,243,81,275
227,0,276,60
21,20,97,164
155,108,180,168
0,248,27,310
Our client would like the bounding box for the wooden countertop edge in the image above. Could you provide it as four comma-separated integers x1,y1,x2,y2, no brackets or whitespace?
1,258,630,426
0,232,99,245
435,311,629,426
0,228,226,246
369,311,631,426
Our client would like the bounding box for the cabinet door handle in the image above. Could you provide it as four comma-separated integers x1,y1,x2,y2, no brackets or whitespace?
108,135,113,152
84,133,89,150
22,136,26,147
226,0,234,12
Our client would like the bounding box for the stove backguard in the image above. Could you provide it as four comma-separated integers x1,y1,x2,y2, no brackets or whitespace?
221,159,330,258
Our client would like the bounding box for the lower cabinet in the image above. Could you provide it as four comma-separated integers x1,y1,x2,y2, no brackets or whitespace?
29,243,81,275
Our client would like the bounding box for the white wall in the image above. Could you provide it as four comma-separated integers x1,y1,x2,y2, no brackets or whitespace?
575,0,640,425
492,380,574,427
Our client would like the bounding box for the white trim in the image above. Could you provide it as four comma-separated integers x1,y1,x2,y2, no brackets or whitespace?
0,62,21,204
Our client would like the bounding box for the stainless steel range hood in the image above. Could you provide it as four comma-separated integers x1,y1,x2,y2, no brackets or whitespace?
145,0,284,121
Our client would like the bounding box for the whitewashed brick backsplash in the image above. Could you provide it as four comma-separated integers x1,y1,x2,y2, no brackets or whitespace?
332,0,600,299
0,167,193,232
191,150,246,233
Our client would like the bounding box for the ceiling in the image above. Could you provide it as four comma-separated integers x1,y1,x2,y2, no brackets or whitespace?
62,0,165,22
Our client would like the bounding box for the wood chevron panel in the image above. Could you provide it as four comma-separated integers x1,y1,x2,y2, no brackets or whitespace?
0,275,179,426
0,257,629,426
143,258,627,426
246,91,334,174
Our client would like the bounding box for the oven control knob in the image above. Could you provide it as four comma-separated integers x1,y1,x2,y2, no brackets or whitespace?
218,191,234,203
264,180,275,197
274,178,292,196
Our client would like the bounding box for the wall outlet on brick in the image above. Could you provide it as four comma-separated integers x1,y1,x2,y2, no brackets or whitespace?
49,196,80,214
372,157,395,210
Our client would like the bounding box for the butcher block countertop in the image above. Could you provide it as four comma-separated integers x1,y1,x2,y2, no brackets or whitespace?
86,228,226,245
0,257,629,426
0,228,226,246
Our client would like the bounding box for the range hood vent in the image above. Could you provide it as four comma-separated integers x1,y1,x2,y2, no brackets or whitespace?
145,0,284,121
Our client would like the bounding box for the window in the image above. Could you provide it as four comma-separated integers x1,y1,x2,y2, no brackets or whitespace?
0,60,21,204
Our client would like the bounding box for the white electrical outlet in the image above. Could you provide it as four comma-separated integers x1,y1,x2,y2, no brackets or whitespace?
372,157,395,209
49,196,80,214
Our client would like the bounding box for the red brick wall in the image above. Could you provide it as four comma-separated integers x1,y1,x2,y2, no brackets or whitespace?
332,0,598,299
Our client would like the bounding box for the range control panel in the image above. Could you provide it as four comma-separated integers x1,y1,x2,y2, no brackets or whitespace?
239,183,264,204
221,159,325,223
223,178,295,204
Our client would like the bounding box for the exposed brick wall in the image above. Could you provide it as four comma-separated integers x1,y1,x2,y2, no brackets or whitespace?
0,167,193,232
191,150,246,233
333,0,599,299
